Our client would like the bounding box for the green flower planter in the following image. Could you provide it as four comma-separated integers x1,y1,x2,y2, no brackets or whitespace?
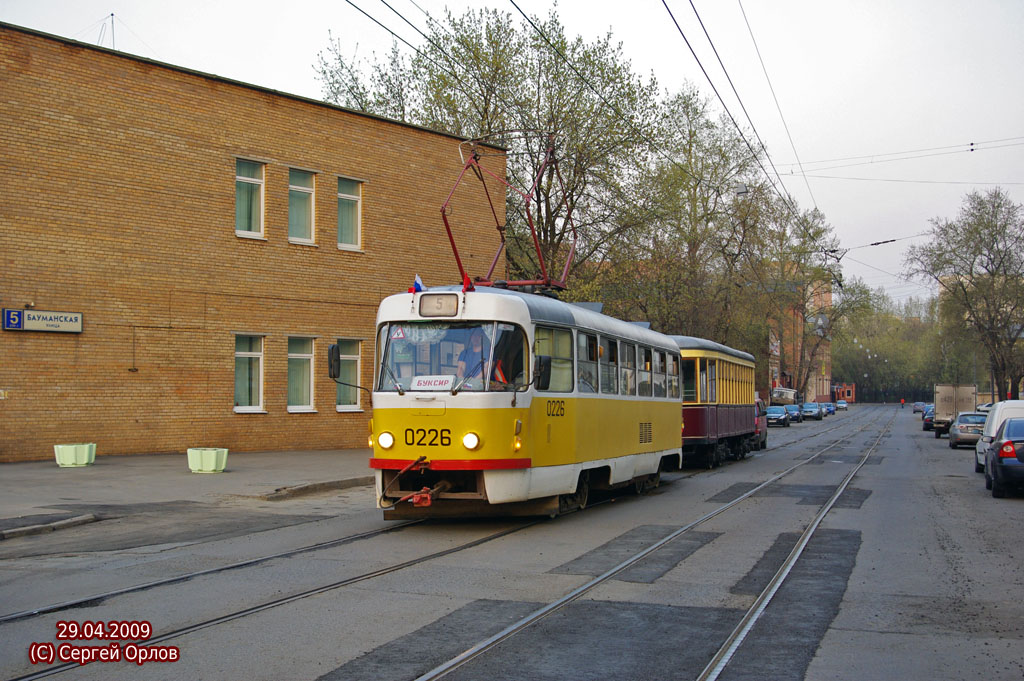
54,443,96,467
187,447,228,473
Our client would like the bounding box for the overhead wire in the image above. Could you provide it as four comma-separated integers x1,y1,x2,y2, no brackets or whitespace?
736,0,818,211
504,0,703,185
683,0,795,205
781,135,1024,168
787,141,1024,174
804,174,1024,186
658,0,838,263
343,0,476,103
659,0,798,215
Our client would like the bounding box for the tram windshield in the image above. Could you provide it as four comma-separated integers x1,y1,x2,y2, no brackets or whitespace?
378,321,528,392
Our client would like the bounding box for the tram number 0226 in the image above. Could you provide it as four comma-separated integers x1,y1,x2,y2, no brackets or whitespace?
546,400,566,417
404,428,452,446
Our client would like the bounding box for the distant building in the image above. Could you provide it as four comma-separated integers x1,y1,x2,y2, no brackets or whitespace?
0,23,506,462
833,383,856,403
767,276,833,402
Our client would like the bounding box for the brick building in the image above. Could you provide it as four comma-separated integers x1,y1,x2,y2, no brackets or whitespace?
0,23,506,462
833,383,856,403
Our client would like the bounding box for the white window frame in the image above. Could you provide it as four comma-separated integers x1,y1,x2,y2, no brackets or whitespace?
287,336,316,413
233,334,265,413
337,176,363,251
235,159,265,239
334,339,362,412
288,168,316,245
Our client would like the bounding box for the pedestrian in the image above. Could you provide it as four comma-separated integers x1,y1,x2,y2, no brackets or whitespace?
900,398,905,409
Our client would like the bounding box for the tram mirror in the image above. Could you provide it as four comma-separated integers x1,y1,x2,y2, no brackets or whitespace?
535,355,552,391
327,344,341,379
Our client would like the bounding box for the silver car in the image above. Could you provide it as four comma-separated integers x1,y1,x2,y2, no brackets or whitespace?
949,411,986,449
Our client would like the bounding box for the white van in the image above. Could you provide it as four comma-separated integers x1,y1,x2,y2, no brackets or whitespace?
975,400,1024,472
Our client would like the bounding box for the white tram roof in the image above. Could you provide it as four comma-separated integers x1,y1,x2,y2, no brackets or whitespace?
668,335,755,363
387,286,679,352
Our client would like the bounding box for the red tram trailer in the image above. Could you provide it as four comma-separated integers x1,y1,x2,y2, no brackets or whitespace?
670,336,760,467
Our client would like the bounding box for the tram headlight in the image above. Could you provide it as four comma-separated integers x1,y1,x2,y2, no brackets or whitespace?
377,432,395,450
462,432,481,450
513,436,523,451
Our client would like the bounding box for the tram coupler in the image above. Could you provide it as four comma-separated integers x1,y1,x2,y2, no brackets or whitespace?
410,480,452,507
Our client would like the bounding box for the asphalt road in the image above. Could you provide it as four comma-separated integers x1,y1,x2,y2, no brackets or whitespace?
1,405,1021,681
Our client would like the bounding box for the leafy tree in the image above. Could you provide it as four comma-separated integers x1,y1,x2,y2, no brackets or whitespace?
315,8,660,284
905,188,1024,399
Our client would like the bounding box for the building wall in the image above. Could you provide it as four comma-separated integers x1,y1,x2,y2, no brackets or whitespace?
0,24,506,461
834,383,857,403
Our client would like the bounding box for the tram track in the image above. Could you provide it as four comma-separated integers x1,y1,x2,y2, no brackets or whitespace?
3,519,544,681
409,408,892,681
0,520,426,626
696,410,893,681
3,408,885,681
0,408,867,630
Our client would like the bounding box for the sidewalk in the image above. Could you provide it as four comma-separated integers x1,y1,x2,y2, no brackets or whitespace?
0,449,374,538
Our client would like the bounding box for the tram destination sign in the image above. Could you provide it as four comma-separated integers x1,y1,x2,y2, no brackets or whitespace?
3,309,83,333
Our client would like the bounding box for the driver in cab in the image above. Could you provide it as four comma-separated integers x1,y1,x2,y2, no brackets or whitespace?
457,329,489,386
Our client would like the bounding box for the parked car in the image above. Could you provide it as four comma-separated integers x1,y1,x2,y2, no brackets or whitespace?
977,402,993,413
975,400,1024,473
801,402,823,420
923,406,935,431
948,411,986,449
754,398,768,450
836,400,848,410
913,401,926,413
766,405,790,427
784,404,803,423
985,417,1024,498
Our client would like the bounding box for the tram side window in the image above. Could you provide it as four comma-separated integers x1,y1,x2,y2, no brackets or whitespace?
577,332,598,393
699,359,708,402
667,354,680,399
620,342,637,396
638,346,652,397
599,336,618,394
492,323,528,390
682,358,696,402
535,326,573,392
653,351,666,398
708,359,717,402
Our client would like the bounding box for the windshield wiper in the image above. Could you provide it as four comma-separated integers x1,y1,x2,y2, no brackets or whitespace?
384,364,405,395
451,359,486,395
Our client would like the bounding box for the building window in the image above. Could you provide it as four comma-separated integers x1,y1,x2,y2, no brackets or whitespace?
288,337,315,412
289,169,315,243
235,159,264,236
234,335,263,412
337,177,362,249
334,339,361,411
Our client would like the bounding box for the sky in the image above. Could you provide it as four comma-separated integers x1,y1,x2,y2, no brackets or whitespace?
4,0,1024,303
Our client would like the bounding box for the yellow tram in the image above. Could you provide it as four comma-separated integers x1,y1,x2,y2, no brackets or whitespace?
363,286,684,518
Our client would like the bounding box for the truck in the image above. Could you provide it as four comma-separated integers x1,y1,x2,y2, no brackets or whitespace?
932,384,978,438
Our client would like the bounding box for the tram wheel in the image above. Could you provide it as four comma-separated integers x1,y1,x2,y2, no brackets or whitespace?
559,473,590,513
633,471,661,494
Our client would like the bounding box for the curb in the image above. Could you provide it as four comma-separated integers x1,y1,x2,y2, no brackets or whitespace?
258,476,375,501
0,514,98,540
